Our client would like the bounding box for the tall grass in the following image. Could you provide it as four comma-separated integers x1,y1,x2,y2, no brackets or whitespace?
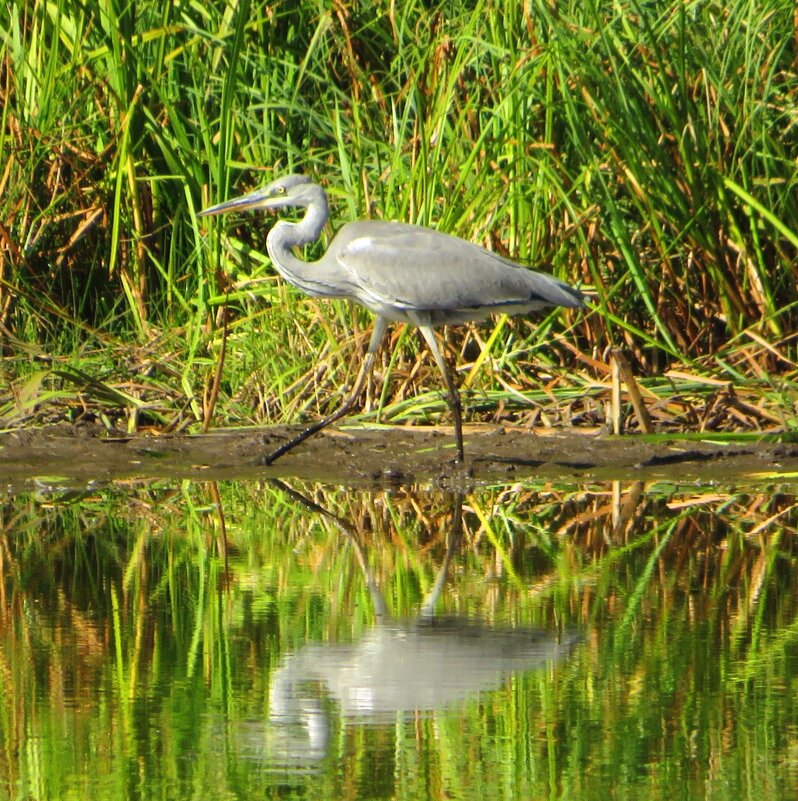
1,0,796,431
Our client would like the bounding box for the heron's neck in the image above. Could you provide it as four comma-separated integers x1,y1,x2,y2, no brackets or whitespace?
265,191,329,289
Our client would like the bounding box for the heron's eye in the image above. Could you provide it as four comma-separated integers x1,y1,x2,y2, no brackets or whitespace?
276,186,286,195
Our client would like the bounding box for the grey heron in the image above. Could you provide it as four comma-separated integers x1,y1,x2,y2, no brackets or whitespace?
198,174,583,464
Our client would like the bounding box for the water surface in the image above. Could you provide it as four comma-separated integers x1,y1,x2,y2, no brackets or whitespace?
2,478,797,799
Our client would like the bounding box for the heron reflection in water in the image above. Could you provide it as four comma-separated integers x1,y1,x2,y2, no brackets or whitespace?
241,485,582,771
199,175,583,464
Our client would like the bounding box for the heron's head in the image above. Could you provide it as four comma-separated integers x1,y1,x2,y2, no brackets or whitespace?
198,174,321,218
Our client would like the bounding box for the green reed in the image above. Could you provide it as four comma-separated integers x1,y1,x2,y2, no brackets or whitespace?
2,0,796,432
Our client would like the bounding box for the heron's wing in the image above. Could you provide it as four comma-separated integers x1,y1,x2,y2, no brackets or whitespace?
330,221,582,322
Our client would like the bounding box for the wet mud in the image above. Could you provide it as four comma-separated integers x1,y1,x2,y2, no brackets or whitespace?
2,422,797,492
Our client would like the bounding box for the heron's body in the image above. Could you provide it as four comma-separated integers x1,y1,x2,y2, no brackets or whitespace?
199,174,583,464
305,220,582,325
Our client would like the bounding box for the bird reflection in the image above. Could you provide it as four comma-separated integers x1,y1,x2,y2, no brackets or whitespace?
245,483,581,772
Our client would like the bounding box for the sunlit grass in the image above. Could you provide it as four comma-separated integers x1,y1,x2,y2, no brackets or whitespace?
1,0,796,434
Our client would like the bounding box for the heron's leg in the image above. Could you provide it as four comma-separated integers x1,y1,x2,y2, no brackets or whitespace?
261,316,389,465
413,319,465,463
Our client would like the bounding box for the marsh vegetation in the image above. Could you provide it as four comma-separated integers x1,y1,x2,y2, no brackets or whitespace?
2,6,798,795
2,0,796,438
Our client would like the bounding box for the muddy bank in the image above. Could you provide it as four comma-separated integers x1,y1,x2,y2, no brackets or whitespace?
2,422,797,492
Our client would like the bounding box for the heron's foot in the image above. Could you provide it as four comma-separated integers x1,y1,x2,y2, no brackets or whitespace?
258,435,298,466
436,457,474,491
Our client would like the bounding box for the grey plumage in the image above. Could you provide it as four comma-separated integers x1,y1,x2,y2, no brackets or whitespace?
331,221,583,324
199,174,583,464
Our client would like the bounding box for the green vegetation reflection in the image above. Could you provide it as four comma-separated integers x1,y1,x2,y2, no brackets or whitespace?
1,479,797,800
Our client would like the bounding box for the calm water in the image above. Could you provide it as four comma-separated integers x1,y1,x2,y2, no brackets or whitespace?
2,478,797,800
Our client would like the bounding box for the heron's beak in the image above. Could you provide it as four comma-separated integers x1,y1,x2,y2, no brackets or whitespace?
198,187,277,218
